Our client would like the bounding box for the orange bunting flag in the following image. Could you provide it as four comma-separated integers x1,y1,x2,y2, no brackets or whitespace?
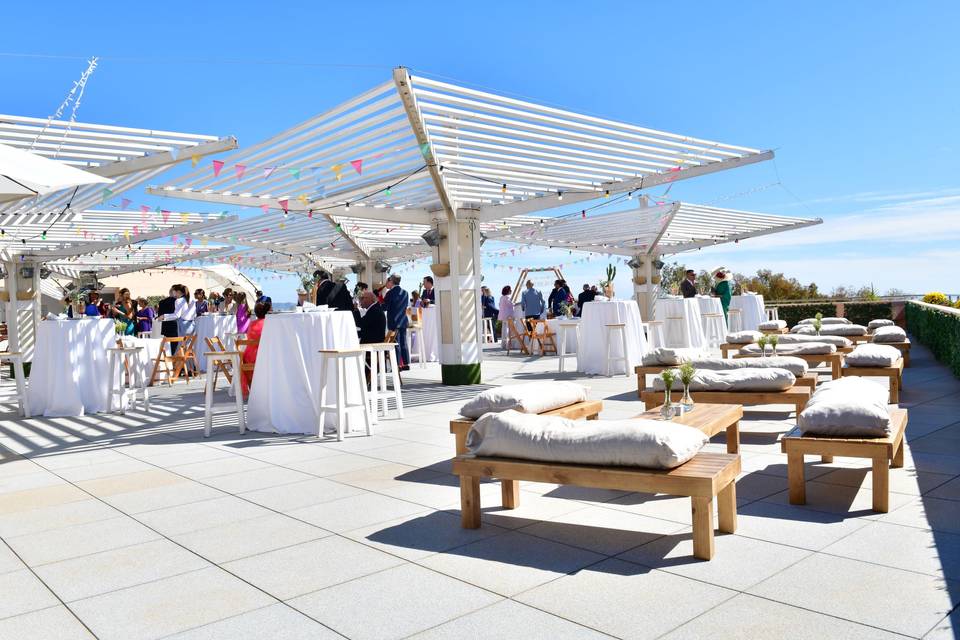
212,160,225,177
235,164,247,180
191,154,200,167
350,159,363,174
278,199,289,213
297,194,308,204
331,164,344,181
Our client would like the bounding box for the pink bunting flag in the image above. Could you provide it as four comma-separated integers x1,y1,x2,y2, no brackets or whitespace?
235,164,247,180
260,204,270,214
278,199,289,213
140,205,150,214
161,210,171,223
350,159,363,174
121,198,132,210
133,225,139,235
185,238,193,248
212,160,225,177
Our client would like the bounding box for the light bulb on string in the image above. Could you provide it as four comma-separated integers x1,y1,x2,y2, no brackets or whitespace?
501,184,507,194
345,202,350,210
604,190,610,198
384,187,391,196
627,191,633,200
557,191,563,201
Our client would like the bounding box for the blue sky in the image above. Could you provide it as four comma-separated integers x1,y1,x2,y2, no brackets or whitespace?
3,1,958,301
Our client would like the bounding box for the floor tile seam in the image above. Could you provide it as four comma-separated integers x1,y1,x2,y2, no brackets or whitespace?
0,535,101,638
806,470,960,500
814,547,960,582
920,604,960,640
153,601,350,640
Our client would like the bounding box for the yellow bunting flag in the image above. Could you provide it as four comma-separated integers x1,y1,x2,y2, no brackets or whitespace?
191,154,200,167
180,213,189,223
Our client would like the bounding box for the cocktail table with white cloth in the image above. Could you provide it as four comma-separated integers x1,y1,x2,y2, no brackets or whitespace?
413,305,440,362
656,298,707,349
246,310,362,435
28,318,117,416
578,300,647,375
729,293,765,331
194,314,238,371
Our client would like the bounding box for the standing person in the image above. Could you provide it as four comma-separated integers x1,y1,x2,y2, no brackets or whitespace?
712,269,733,322
240,299,270,398
410,290,422,308
112,288,136,335
354,290,386,344
383,274,410,371
221,288,236,314
480,286,499,338
194,289,209,317
312,271,335,307
421,276,435,305
576,284,595,317
135,297,155,335
680,269,698,298
296,289,309,307
497,285,516,347
62,295,75,318
326,276,354,312
235,291,251,334
548,280,570,317
84,291,104,317
177,285,195,337
520,280,545,330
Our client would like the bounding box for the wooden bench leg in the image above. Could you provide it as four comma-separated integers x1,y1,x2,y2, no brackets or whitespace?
872,457,889,513
821,455,834,463
787,451,806,505
726,422,739,454
831,358,841,379
586,413,599,421
890,376,899,404
691,496,715,560
501,479,520,509
644,398,656,410
717,482,737,534
891,438,904,469
460,475,481,528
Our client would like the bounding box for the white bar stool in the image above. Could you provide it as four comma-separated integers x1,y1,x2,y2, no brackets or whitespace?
664,316,686,348
604,323,630,377
137,331,152,339
481,317,496,344
557,321,580,373
701,313,726,349
203,351,245,437
728,308,743,333
107,346,150,414
317,348,374,441
362,342,405,420
641,321,665,349
0,351,30,417
406,323,427,368
765,307,779,322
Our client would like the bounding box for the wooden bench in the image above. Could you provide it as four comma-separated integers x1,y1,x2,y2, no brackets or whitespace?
454,451,740,560
840,358,904,403
780,408,907,512
761,327,789,335
633,403,742,454
641,385,811,416
450,400,603,508
636,365,817,395
733,352,842,379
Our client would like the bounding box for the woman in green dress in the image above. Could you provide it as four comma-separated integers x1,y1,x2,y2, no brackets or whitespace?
112,287,137,336
713,269,732,322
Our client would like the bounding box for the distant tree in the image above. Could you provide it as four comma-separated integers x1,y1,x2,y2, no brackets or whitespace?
734,269,822,301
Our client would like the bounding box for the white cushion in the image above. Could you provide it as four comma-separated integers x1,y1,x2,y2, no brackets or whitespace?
845,344,901,367
690,356,809,377
460,382,587,419
868,319,895,331
777,334,853,348
652,367,796,392
798,377,891,437
742,342,836,356
758,320,787,330
466,410,707,469
640,347,700,366
872,325,907,343
797,317,850,325
725,330,763,344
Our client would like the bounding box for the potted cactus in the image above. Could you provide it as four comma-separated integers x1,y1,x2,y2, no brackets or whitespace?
599,264,617,299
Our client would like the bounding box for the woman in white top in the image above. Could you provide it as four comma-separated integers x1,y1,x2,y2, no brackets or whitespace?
497,285,516,349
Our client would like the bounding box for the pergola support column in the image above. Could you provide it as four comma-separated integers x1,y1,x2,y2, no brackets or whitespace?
359,259,378,288
3,258,41,363
433,211,483,385
631,255,660,322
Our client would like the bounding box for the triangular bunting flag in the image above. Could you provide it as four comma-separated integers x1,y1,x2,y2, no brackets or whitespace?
350,159,363,174
297,194,308,204
180,213,189,223
419,142,431,158
121,198,132,210
191,154,200,167
260,204,270,214
235,164,247,180
263,166,275,179
101,188,113,203
140,205,150,214
212,160,225,177
161,210,171,223
278,199,289,213
288,167,301,180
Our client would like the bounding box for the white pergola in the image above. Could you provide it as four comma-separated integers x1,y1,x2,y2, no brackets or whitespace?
147,68,811,383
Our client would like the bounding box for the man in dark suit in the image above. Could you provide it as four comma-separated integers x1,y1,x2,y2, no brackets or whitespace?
576,284,595,316
313,270,335,306
354,291,386,344
680,270,698,298
382,274,410,370
421,276,435,305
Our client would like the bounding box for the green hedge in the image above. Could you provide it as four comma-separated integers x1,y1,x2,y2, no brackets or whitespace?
773,303,837,327
844,302,893,326
906,302,960,377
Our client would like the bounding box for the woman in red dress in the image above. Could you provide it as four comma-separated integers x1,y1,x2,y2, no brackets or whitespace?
240,300,271,397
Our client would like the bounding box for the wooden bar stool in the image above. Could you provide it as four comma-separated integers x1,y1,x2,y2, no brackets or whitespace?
641,321,665,349
362,342,405,421
203,351,245,438
481,317,496,344
0,351,30,417
604,323,630,377
107,346,149,414
702,313,726,349
317,348,374,441
557,321,580,373
728,308,743,333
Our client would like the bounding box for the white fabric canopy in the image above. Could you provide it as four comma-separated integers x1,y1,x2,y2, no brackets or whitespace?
0,143,112,199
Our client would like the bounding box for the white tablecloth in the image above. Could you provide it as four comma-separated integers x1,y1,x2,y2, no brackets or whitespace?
730,294,765,331
695,296,728,333
415,306,440,362
28,318,117,416
656,298,707,349
246,311,361,435
538,317,579,353
193,314,238,371
578,301,647,375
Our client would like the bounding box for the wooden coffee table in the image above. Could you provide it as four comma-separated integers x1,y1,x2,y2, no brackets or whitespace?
633,403,743,454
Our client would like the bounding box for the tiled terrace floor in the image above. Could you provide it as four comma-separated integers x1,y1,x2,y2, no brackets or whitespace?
0,340,958,639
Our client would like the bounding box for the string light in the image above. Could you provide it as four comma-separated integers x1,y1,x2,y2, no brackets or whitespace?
501,184,507,194
627,191,633,200
345,201,350,210
604,190,610,198
557,190,563,200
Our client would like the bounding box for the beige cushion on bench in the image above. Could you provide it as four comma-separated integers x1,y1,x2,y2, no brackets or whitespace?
641,347,706,366
725,330,763,344
798,377,891,437
466,410,707,469
691,356,809,378
792,324,867,336
798,317,851,325
459,382,587,419
741,342,836,356
872,325,907,343
845,344,901,367
652,367,796,392
868,319,895,332
758,320,787,331
777,334,852,348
